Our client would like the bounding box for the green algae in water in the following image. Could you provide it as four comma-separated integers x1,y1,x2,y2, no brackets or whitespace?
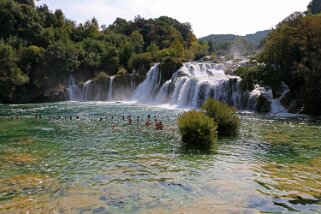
0,103,321,213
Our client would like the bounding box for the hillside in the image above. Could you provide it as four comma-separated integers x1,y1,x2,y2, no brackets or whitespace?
0,0,208,103
199,30,271,56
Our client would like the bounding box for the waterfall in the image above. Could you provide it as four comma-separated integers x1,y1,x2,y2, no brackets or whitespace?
135,62,243,108
134,64,161,102
271,83,289,114
108,76,115,101
66,75,81,101
67,62,280,112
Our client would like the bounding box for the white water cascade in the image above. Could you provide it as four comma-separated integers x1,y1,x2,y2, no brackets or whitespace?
134,64,161,102
134,62,243,108
66,62,286,113
66,75,82,101
108,76,115,101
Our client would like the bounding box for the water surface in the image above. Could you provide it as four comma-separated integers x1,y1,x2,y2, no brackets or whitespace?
0,102,321,213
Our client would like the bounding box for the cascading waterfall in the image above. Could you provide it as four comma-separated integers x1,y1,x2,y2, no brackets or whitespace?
134,62,243,108
108,76,115,101
66,75,81,101
134,64,161,102
66,62,285,112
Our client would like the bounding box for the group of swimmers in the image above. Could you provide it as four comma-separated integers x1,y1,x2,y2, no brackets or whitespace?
10,113,164,130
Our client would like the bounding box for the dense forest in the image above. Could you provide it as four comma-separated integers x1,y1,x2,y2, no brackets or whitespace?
1,0,321,116
199,30,271,57
236,0,321,115
0,0,210,103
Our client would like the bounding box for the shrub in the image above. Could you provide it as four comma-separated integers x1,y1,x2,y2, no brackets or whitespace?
201,98,240,136
178,110,217,147
94,71,109,81
159,57,183,84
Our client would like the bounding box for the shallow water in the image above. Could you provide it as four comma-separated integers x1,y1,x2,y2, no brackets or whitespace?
0,102,321,213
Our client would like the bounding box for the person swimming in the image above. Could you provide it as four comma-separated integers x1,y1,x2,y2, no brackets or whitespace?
156,121,164,130
137,116,140,122
122,115,125,120
99,117,103,121
76,115,79,120
145,118,151,126
69,116,72,120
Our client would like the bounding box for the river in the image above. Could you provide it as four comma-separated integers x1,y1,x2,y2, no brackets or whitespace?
0,102,321,213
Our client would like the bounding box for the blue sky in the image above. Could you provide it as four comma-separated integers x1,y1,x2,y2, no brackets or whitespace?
36,0,311,38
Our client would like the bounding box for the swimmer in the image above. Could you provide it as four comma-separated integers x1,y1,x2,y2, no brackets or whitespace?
39,115,41,119
65,116,67,120
112,124,116,131
58,116,61,119
137,116,140,122
145,119,151,126
128,116,132,125
156,121,164,130
35,115,38,119
76,115,79,120
48,116,51,120
99,118,103,121
111,116,114,120
147,114,150,119
69,116,72,120
122,115,125,120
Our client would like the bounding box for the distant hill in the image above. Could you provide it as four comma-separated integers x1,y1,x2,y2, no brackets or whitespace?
199,30,271,56
199,30,271,47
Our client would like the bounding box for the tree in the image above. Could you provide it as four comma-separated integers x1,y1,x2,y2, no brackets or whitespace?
307,0,321,14
0,43,29,101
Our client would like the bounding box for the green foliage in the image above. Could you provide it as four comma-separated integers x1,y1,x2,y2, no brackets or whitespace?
159,57,183,83
185,41,209,61
199,30,271,57
307,0,321,14
201,98,240,136
234,64,273,91
128,52,153,74
0,43,29,101
178,110,217,147
0,0,197,103
94,71,108,81
259,12,321,115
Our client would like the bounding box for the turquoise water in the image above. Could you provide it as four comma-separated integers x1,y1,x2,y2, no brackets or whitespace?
0,102,321,213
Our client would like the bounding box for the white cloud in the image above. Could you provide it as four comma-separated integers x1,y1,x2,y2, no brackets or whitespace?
36,0,311,37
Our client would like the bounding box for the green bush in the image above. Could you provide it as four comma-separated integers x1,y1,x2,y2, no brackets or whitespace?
201,98,240,136
94,71,109,81
178,110,217,147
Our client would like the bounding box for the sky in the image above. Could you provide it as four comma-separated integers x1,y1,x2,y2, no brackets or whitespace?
35,0,311,38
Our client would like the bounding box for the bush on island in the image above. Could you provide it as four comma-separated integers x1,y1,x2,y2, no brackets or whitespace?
201,98,240,136
178,110,217,147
